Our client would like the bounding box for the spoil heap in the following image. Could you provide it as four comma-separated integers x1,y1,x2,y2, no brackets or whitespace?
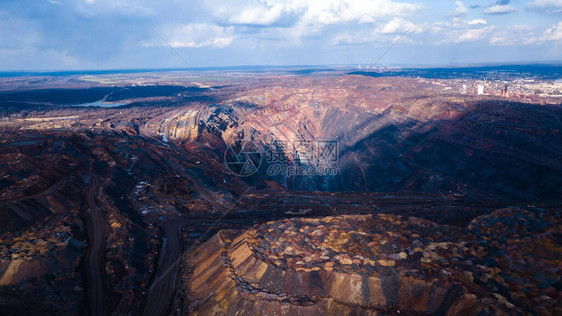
183,209,561,315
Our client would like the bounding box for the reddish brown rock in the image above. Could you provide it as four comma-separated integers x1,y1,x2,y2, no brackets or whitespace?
180,210,561,315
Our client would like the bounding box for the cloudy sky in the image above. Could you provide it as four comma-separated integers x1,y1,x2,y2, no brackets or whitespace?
0,0,561,70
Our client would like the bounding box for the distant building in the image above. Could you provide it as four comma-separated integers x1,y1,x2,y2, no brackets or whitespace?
477,85,484,95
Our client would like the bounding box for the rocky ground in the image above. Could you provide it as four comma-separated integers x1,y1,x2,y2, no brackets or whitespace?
0,72,560,314
180,208,561,315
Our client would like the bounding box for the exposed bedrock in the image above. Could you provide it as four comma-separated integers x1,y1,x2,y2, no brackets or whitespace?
160,78,562,201
182,209,561,315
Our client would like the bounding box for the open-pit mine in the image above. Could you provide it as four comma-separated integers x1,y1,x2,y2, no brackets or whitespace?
0,66,560,315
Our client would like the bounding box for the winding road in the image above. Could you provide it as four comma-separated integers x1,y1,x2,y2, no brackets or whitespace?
142,169,232,316
142,220,189,316
84,175,106,316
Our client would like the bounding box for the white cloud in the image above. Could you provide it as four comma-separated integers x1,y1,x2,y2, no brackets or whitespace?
540,21,562,41
489,33,512,45
526,0,562,13
489,26,537,45
146,24,234,48
433,15,540,46
227,2,299,26
331,16,427,46
508,25,534,32
450,1,468,17
453,27,491,43
432,17,495,44
380,18,415,34
301,0,423,24
468,19,487,25
483,5,518,14
2,0,560,69
207,0,425,49
213,0,423,27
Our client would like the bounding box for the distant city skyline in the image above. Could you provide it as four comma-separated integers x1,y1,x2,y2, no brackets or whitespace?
0,0,561,70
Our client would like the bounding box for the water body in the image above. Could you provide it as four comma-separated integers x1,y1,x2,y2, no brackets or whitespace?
71,101,128,108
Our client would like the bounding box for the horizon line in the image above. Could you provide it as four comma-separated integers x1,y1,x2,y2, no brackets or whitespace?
1,61,562,75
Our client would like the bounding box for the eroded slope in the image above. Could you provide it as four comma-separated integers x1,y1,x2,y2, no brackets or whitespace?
181,209,561,315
